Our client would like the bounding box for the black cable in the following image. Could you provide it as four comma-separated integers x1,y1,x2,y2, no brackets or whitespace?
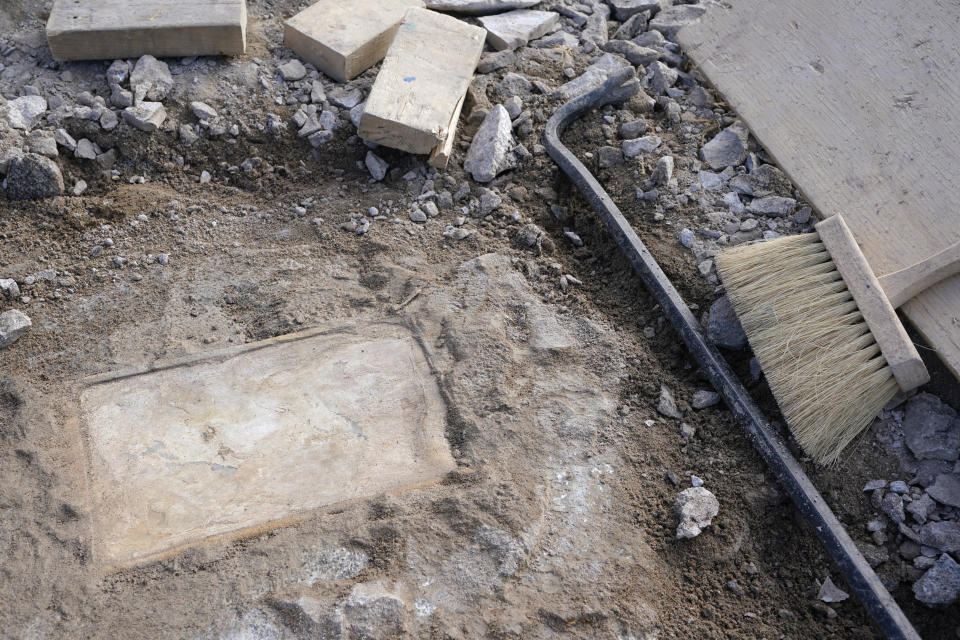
543,67,920,640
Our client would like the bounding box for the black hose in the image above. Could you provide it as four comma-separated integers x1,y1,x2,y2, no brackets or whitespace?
543,67,920,640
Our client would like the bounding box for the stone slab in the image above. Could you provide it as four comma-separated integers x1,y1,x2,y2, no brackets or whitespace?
46,0,247,61
358,8,485,156
477,9,558,51
284,0,424,83
78,324,454,569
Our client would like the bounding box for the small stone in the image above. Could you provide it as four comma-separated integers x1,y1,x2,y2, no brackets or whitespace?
409,209,427,223
99,109,119,131
649,3,707,37
278,59,307,81
691,390,720,409
308,130,334,147
903,393,960,461
564,231,583,247
310,80,326,104
906,492,935,524
918,521,960,553
608,0,658,21
863,479,887,492
620,119,647,139
75,138,98,160
464,105,515,183
678,227,694,248
5,153,63,200
881,492,905,523
679,423,696,439
190,101,218,120
199,170,212,184
179,124,200,147
794,206,812,225
622,135,661,157
601,40,659,66
328,87,363,109
106,59,130,85
0,279,19,300
365,151,388,182
649,155,673,186
657,384,681,419
503,96,523,119
889,480,909,494
706,295,747,350
675,487,719,539
110,85,134,108
690,475,704,488
122,102,167,132
913,554,960,606
420,201,439,218
0,310,32,348
4,96,47,131
817,577,849,603
156,254,169,265
26,131,58,158
477,9,559,51
130,55,174,101
748,196,796,217
54,128,77,151
477,49,517,74
72,179,88,196
927,474,960,508
701,122,749,170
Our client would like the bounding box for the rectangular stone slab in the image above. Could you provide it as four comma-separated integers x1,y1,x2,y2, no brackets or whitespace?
78,324,454,569
358,7,485,157
46,0,247,61
678,0,960,380
283,0,424,83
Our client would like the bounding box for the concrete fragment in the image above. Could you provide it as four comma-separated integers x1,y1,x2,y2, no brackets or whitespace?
4,96,47,130
425,0,539,14
701,122,749,170
927,474,960,508
464,105,514,183
477,50,517,74
477,10,559,51
122,102,167,132
657,385,681,419
903,393,960,461
0,310,32,348
99,110,119,131
649,3,707,38
913,554,960,606
620,119,647,139
26,131,58,158
190,101,218,121
106,59,130,85
359,8,485,157
110,85,134,108
649,155,674,186
284,0,423,82
918,521,960,553
609,0,659,21
675,487,719,539
691,390,720,410
75,138,98,160
54,128,77,152
130,55,174,102
622,135,661,157
817,577,849,603
559,54,633,100
365,151,389,182
5,153,64,200
0,279,20,300
601,40,659,66
706,295,747,350
748,196,796,217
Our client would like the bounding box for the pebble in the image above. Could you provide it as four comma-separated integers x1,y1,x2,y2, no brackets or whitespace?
649,155,674,186
365,151,389,182
278,59,307,82
881,492,905,523
657,384,681,419
75,138,98,160
563,231,583,247
199,170,211,184
99,110,119,131
4,153,64,200
0,310,32,348
705,295,747,350
72,180,88,196
690,475,704,487
122,102,167,132
678,227,694,248
674,487,719,539
913,554,960,605
465,105,516,183
701,122,749,170
747,196,796,217
156,254,169,265
620,119,647,139
817,577,849,603
0,279,20,300
889,480,909,494
691,390,720,409
191,101,218,121
410,209,427,223
4,95,47,130
622,135,661,157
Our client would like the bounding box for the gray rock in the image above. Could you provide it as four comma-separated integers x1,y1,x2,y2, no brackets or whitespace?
889,480,909,494
328,87,363,109
701,122,749,170
464,105,514,183
54,128,77,152
530,30,579,48
503,96,523,119
608,0,658,21
658,384,681,419
880,492,905,523
421,201,439,218
72,179,88,196
179,124,200,147
190,101,218,121
926,473,960,508
622,135,661,157
699,170,727,191
691,390,720,410
748,196,796,217
106,59,130,85
349,102,365,129
424,0,539,14
913,554,960,606
110,84,134,108
0,279,20,300
649,3,708,38
906,492,935,524
817,577,849,603
620,119,647,139
558,54,632,101
601,40,659,66
863,479,887,492
649,155,674,186
706,295,747,350
581,13,609,49
0,310,32,348
4,95,47,130
5,153,63,200
100,109,119,131
596,146,623,168
613,12,650,40
278,59,307,82
498,72,533,97
903,393,960,461
517,223,542,247
918,521,960,553
75,138,98,160
122,102,167,132
478,50,517,74
410,209,427,223
365,151,388,182
478,9,559,51
26,130,58,158
675,487,719,539
678,227,694,248
648,61,678,95
130,55,174,101
310,80,326,104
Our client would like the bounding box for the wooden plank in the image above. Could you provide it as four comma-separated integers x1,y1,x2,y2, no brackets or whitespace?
283,0,424,83
358,8,485,156
678,0,960,380
46,0,246,61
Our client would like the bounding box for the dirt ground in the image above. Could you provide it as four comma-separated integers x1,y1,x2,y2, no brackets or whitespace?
1,1,958,639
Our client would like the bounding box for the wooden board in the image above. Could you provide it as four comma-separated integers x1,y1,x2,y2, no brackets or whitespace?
358,8,485,156
678,0,960,380
46,0,246,61
283,0,423,83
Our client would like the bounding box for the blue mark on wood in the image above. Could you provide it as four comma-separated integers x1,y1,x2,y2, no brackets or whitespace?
404,76,416,83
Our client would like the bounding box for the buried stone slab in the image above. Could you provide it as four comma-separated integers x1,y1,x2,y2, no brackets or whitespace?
78,324,454,569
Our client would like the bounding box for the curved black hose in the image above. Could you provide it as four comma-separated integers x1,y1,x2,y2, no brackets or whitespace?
543,67,919,640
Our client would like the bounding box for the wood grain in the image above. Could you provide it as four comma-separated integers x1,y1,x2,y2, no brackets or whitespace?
46,0,246,61
678,0,960,379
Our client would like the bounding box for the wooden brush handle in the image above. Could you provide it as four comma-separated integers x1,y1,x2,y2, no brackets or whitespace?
878,240,960,308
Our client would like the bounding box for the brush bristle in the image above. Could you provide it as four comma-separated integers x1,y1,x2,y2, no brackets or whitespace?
716,232,899,465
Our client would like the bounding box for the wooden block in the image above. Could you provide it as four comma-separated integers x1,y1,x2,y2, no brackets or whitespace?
679,0,960,380
359,8,485,157
46,0,247,61
283,0,424,83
